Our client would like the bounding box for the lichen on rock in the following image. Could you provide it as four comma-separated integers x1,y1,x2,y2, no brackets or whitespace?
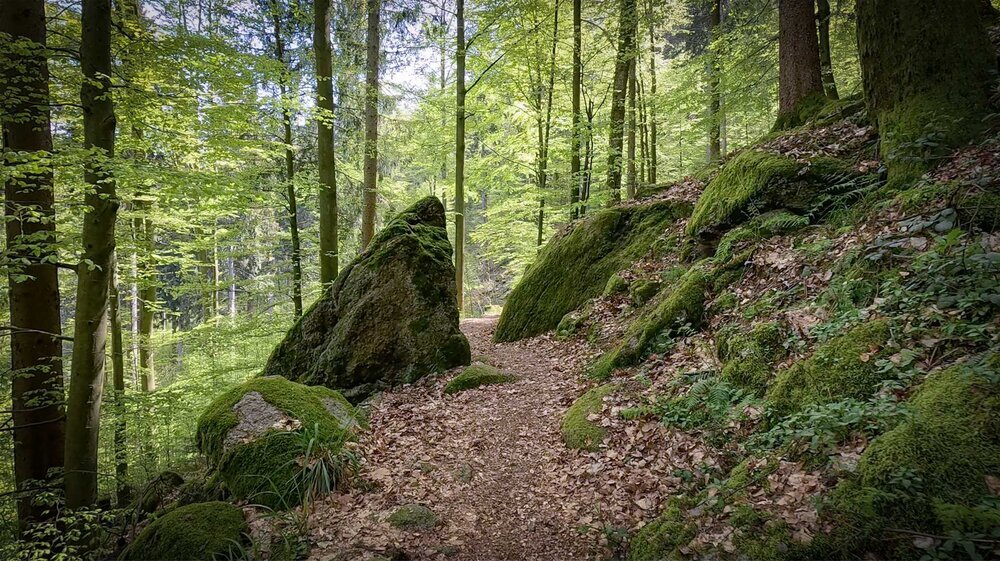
263,196,470,401
196,376,360,508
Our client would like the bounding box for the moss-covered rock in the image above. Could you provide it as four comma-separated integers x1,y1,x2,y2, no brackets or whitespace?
956,189,1000,233
121,501,247,560
443,362,516,394
590,267,708,379
264,197,470,401
494,199,692,342
718,322,788,395
629,279,661,307
196,376,360,508
561,384,616,450
555,308,589,339
388,504,438,530
628,498,697,561
604,272,629,296
136,470,185,515
857,0,994,186
765,320,890,414
686,151,853,240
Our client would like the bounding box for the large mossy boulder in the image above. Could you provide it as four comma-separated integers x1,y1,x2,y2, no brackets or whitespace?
196,376,360,509
121,501,247,560
494,198,691,342
263,197,470,400
685,150,853,241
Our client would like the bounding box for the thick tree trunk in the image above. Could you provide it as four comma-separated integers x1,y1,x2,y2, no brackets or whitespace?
361,0,380,249
777,0,824,124
66,0,119,509
315,0,338,284
605,0,637,201
109,255,129,507
1,0,66,529
707,0,722,162
856,0,993,183
455,0,466,312
816,0,839,99
570,0,582,219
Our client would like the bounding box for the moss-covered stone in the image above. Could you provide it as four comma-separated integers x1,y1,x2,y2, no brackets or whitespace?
956,189,1000,233
121,501,247,560
604,272,629,296
494,199,692,342
590,267,708,379
136,471,185,515
264,197,470,401
857,0,994,186
628,498,697,561
555,308,589,339
196,376,359,508
718,322,788,395
561,384,615,450
388,504,438,530
765,320,890,414
629,279,661,307
686,151,852,239
443,362,516,394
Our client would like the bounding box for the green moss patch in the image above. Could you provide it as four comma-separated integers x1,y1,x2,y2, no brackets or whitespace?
121,501,247,560
561,384,616,450
196,376,359,508
718,322,788,395
628,498,697,561
494,199,691,342
388,504,439,530
765,320,890,415
443,363,516,394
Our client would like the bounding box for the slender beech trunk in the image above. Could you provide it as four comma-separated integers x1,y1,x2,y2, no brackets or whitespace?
136,216,155,392
271,3,302,317
638,72,648,185
361,0,380,249
455,0,466,312
646,0,657,185
816,0,838,99
707,0,722,162
777,0,824,120
315,0,338,284
605,0,637,201
66,0,118,509
570,0,582,219
626,57,637,198
1,0,66,529
109,255,129,507
535,3,560,246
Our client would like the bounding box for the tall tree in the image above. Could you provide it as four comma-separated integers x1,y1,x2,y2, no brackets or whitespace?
315,0,338,284
361,0,380,250
455,0,467,312
270,1,303,318
626,57,638,197
0,0,66,529
776,0,824,126
534,2,560,245
108,256,129,507
605,0,638,201
65,0,119,509
707,0,722,162
569,0,582,219
645,0,657,185
816,0,838,99
856,0,993,183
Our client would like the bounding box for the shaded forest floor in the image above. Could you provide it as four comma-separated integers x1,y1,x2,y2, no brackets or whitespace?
306,317,712,561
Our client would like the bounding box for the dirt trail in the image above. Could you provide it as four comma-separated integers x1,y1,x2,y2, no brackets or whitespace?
308,317,701,561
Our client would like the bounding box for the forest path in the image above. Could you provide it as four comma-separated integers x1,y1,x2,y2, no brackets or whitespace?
307,316,619,561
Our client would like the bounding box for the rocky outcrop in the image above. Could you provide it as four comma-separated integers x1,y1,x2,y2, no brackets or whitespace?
264,196,470,401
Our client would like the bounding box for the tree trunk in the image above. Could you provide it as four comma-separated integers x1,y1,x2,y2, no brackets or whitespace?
645,0,657,185
136,217,155,392
707,0,722,162
315,0,338,284
776,0,824,126
535,2,559,245
816,0,838,99
361,0,380,250
570,0,582,219
66,0,119,509
455,0,466,313
271,3,302,317
109,255,129,507
1,0,66,529
605,0,637,202
626,56,638,198
856,0,993,183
